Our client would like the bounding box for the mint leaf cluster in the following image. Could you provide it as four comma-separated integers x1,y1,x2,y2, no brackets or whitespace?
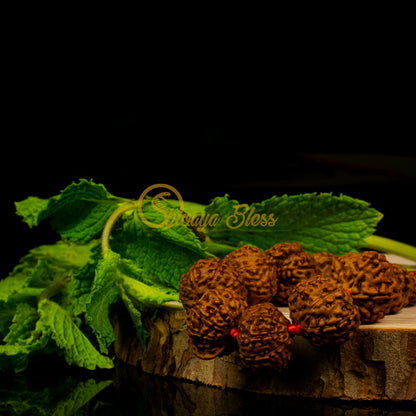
0,240,113,371
0,179,388,372
1,180,212,371
205,193,383,255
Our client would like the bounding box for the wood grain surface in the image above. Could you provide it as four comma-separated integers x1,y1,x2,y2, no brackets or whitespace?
114,303,416,402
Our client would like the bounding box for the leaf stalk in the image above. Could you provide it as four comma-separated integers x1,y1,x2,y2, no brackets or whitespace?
101,201,137,258
364,235,416,262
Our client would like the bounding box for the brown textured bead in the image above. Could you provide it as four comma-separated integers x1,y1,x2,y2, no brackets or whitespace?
333,251,406,323
288,275,361,347
224,245,277,305
407,271,416,305
388,263,410,313
186,288,248,359
237,302,294,372
311,251,339,280
179,258,247,309
265,242,318,305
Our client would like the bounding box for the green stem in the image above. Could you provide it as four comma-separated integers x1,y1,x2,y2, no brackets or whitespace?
101,201,138,258
160,300,184,310
364,235,416,262
202,240,236,257
39,276,71,302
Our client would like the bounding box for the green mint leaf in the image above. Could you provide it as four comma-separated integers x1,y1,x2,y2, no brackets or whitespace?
138,199,208,253
0,344,35,371
96,250,179,347
119,273,179,307
15,179,123,243
0,240,108,372
0,309,52,372
0,272,31,304
204,193,383,255
61,241,102,317
38,299,113,370
0,303,16,337
0,240,96,304
3,303,38,345
14,196,49,228
85,252,121,354
119,289,148,346
111,202,212,291
100,250,148,345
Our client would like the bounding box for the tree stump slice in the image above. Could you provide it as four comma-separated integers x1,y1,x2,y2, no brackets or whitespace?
113,305,416,402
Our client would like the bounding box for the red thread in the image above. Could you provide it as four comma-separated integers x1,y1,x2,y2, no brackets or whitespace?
230,327,239,340
288,323,302,336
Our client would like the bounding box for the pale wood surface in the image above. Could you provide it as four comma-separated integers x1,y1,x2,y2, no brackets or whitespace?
384,253,416,267
279,304,416,329
360,304,416,329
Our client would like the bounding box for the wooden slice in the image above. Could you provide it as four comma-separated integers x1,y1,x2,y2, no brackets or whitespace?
113,304,416,402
